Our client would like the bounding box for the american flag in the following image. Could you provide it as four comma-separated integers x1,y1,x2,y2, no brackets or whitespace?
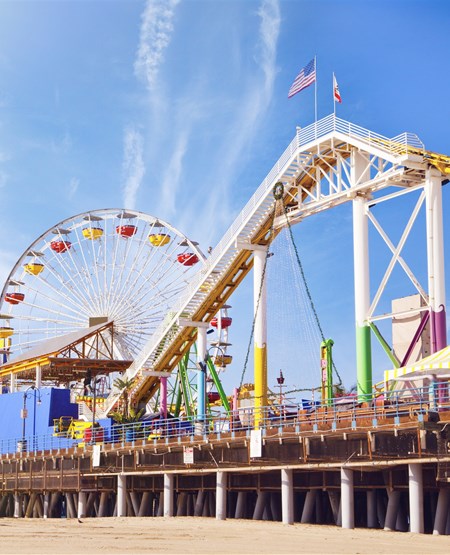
288,58,316,98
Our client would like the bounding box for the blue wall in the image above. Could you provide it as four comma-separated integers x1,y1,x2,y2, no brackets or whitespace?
0,388,112,453
0,388,78,441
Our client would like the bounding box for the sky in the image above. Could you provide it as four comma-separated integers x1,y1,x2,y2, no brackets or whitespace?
0,0,450,398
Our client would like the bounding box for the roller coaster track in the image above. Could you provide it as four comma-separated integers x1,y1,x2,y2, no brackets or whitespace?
102,114,450,415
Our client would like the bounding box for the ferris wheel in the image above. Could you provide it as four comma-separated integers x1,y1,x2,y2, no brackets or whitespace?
0,209,205,362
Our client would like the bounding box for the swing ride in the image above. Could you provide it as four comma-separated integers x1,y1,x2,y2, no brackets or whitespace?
0,113,450,443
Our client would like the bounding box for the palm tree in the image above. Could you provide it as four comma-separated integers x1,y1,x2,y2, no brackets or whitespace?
112,376,136,420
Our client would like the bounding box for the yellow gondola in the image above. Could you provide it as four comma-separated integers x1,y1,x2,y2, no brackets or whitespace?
0,327,14,339
24,262,44,276
148,233,171,247
82,227,104,240
213,354,233,366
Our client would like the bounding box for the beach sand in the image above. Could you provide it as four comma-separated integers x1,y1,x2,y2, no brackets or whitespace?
0,517,449,554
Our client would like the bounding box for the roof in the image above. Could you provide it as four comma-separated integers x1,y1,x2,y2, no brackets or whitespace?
0,321,113,370
384,346,450,382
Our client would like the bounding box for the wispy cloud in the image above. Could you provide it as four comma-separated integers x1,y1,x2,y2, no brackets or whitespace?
160,130,188,218
122,126,145,209
68,177,79,200
193,0,281,245
134,0,180,92
256,0,280,97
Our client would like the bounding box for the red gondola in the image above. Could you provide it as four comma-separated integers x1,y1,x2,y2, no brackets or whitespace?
116,225,137,238
211,316,232,329
50,241,71,253
5,292,25,305
177,253,199,266
207,392,221,403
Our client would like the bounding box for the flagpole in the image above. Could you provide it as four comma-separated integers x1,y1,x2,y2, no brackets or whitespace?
314,56,317,137
333,72,336,117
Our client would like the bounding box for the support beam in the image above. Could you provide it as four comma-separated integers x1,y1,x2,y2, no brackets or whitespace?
254,248,268,427
433,488,449,535
409,463,424,534
384,490,401,531
138,492,151,517
301,491,316,523
176,493,187,517
160,377,168,419
366,490,377,528
328,491,340,525
10,372,16,393
66,493,76,519
216,471,227,521
340,467,354,529
194,491,205,517
117,474,127,517
197,327,207,422
77,491,87,519
253,491,267,520
235,491,246,519
48,493,60,519
130,492,140,517
98,492,109,517
164,473,174,517
426,168,447,353
14,493,21,518
281,468,294,525
35,364,42,390
352,150,372,399
43,493,50,519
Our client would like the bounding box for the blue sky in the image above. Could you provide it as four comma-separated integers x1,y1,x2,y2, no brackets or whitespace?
0,0,449,397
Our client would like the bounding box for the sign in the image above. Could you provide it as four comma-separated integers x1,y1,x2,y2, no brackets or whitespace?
250,429,262,458
92,444,101,467
183,446,194,465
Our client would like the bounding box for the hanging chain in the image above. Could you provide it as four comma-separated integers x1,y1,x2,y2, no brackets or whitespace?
238,181,342,391
280,184,343,386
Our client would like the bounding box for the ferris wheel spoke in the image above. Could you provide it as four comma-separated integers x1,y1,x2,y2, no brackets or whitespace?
16,281,85,320
107,229,158,317
43,239,102,315
13,314,85,326
108,219,170,311
105,213,128,311
131,270,189,315
21,271,91,318
69,226,104,315
116,255,186,320
125,285,186,323
18,300,86,324
39,256,94,314
106,228,146,317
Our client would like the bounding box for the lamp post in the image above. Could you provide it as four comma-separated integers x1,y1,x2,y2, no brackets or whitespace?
21,385,42,451
91,376,102,445
276,370,285,420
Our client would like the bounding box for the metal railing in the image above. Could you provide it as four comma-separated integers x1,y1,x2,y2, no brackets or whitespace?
2,385,447,457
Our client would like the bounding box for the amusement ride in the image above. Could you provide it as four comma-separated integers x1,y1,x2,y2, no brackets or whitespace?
1,114,450,444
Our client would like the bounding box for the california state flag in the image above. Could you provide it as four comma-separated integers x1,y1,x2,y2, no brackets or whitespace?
333,74,342,103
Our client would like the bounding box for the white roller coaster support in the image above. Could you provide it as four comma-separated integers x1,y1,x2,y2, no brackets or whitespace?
426,168,447,352
101,114,449,414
